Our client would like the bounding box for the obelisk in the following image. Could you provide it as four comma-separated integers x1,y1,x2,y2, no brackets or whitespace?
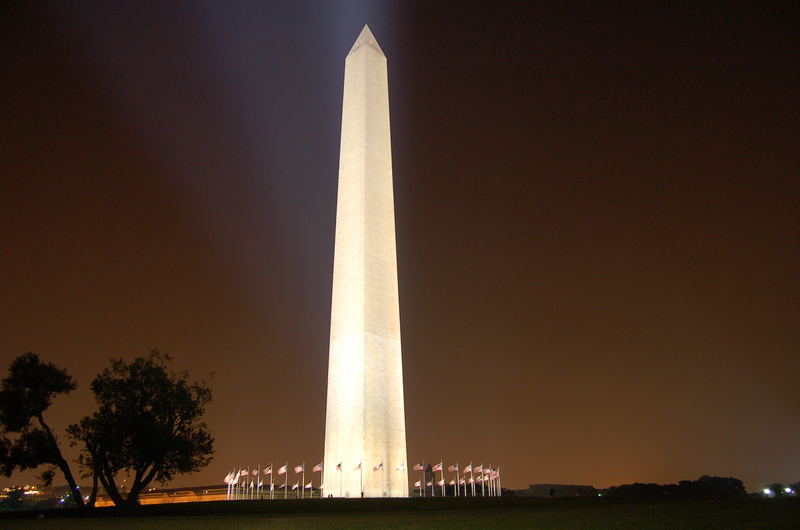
323,25,408,498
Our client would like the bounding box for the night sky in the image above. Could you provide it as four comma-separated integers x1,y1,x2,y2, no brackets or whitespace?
2,1,799,492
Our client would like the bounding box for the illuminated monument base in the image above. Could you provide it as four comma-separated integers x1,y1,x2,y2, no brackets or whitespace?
322,25,409,498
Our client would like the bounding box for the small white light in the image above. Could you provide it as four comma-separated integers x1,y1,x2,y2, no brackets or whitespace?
785,487,793,494
763,488,773,495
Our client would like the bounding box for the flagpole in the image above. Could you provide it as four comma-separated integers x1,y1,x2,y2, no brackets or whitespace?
440,460,445,497
470,463,475,497
421,462,425,497
360,463,363,497
302,462,305,500
382,465,385,497
497,467,501,497
457,462,461,497
315,464,322,499
270,462,274,500
284,463,288,499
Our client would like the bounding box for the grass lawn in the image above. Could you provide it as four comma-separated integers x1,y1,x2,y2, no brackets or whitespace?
2,497,799,529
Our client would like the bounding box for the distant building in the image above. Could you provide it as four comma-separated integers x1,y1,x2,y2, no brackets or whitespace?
521,484,597,497
94,485,228,507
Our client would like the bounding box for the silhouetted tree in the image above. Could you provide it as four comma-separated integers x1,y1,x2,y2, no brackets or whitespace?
0,353,84,507
606,475,746,499
68,351,213,506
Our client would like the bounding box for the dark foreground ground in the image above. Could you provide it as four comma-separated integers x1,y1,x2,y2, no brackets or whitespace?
2,496,799,529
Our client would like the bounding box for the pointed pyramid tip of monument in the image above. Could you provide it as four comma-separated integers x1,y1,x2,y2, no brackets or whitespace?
348,24,385,57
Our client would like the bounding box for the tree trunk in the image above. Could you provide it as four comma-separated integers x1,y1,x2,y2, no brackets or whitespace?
97,467,127,507
126,465,158,505
87,473,99,507
36,414,85,508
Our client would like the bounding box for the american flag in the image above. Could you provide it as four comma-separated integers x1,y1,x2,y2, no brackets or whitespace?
432,462,443,472
426,481,433,487
336,462,342,471
313,463,323,472
264,466,272,475
475,465,483,473
449,479,456,485
414,480,421,487
278,465,287,475
241,470,249,476
354,462,361,470
294,464,304,474
463,464,472,473
373,463,383,471
413,463,424,471
396,463,405,471
437,479,444,486
448,465,458,472
291,482,298,490
305,482,313,489
460,479,466,485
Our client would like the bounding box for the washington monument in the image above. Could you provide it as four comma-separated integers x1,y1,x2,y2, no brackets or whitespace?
323,25,409,498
